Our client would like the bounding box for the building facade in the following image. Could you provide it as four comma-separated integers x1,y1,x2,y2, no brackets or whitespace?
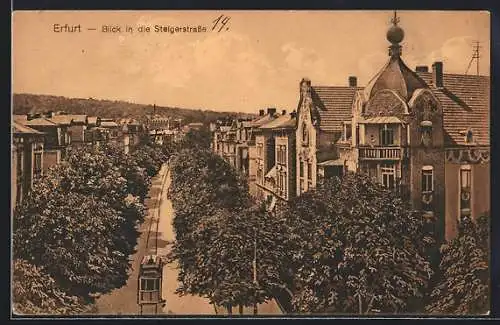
295,15,490,241
12,122,45,209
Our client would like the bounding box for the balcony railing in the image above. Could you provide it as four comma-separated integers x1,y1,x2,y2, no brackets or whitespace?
359,147,402,160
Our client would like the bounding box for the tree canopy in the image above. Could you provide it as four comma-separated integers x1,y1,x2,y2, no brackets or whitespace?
426,215,490,315
280,173,434,314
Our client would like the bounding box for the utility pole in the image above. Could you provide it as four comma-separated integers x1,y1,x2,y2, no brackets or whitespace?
465,40,481,76
253,226,258,315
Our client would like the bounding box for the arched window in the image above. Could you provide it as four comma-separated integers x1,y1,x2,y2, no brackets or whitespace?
420,120,433,147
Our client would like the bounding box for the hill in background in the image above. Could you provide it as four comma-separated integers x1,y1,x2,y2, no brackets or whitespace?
12,93,255,124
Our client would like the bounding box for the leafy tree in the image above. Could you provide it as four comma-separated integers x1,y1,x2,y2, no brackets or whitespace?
426,215,490,315
179,128,212,151
12,259,86,315
281,173,433,314
168,148,286,311
13,189,129,298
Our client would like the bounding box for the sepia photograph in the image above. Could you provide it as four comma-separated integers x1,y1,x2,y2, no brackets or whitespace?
11,10,490,317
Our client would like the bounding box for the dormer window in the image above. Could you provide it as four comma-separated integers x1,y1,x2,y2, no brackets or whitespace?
466,129,474,144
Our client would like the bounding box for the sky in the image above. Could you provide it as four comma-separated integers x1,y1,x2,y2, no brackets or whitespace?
13,10,490,114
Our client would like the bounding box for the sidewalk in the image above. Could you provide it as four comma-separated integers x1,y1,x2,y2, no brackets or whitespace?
156,167,215,315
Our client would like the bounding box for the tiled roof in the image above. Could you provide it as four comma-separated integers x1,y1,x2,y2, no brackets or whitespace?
12,122,45,135
416,72,490,146
311,86,362,132
250,113,279,128
259,113,296,130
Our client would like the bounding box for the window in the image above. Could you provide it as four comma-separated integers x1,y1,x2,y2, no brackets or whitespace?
466,130,474,144
257,166,263,185
140,278,160,291
460,165,472,215
277,145,287,165
302,123,309,145
421,166,433,192
381,163,395,189
300,179,305,194
380,125,394,146
344,123,352,141
34,152,42,178
257,143,263,158
139,277,161,302
17,151,23,178
300,161,304,178
307,163,312,180
421,124,433,147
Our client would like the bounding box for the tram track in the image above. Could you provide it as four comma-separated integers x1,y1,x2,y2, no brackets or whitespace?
145,163,169,255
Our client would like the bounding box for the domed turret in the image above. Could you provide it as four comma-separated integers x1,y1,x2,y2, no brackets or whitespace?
363,11,429,101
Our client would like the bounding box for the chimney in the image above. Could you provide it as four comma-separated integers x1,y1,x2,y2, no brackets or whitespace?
348,76,357,87
415,66,429,73
267,108,276,116
259,109,265,116
282,110,287,115
432,62,444,88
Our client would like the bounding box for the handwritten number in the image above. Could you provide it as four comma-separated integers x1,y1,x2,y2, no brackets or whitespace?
212,15,231,32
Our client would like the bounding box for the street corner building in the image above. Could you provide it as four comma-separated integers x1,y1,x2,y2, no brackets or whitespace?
211,13,490,243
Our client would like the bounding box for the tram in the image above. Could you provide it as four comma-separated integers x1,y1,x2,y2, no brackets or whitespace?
137,254,165,314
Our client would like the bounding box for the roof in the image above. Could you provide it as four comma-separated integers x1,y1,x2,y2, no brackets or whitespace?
100,121,119,128
364,55,428,101
417,72,490,146
88,116,99,124
358,116,403,124
12,122,45,135
13,115,28,123
48,115,73,125
250,113,279,128
259,113,296,130
24,117,58,127
311,86,361,132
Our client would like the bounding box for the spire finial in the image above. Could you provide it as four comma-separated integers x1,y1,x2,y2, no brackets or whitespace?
391,10,400,26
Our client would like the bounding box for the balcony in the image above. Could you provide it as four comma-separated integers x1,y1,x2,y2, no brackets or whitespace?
359,147,402,160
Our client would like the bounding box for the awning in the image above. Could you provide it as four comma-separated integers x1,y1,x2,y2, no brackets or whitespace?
358,116,403,124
